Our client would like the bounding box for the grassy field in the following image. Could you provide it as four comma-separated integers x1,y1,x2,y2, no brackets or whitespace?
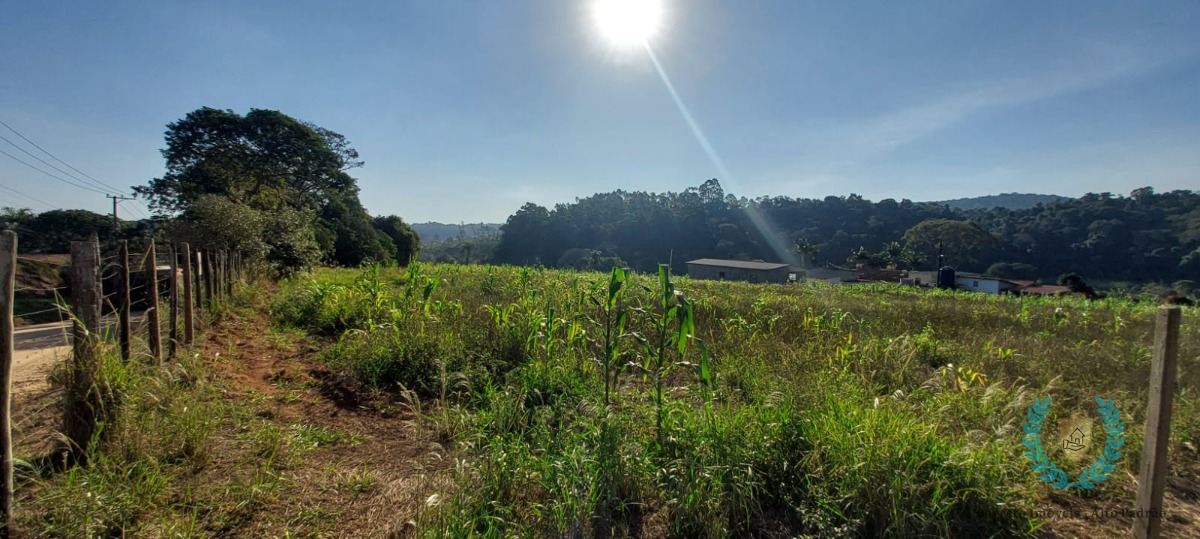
13,262,1198,537
264,263,1198,537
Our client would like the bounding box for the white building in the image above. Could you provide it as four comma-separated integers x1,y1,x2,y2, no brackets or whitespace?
954,273,1020,294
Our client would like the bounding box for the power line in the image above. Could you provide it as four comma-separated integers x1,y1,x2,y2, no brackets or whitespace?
0,132,121,196
0,146,108,195
0,118,130,195
0,119,151,220
0,182,58,210
119,199,150,220
121,198,148,217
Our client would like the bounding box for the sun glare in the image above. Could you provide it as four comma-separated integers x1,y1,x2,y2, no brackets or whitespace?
593,0,664,47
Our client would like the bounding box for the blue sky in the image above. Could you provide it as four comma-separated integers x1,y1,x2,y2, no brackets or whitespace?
2,1,1198,223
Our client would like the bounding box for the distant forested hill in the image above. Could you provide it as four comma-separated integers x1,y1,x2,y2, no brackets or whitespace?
488,181,1200,285
934,193,1067,210
411,222,501,244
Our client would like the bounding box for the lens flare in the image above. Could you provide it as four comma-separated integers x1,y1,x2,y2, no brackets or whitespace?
644,44,796,265
593,0,664,46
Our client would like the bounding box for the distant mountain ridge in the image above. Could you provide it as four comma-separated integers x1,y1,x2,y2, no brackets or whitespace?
933,193,1068,210
412,222,501,243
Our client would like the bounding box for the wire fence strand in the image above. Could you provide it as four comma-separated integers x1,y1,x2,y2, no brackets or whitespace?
15,285,68,293
14,305,63,319
16,255,67,263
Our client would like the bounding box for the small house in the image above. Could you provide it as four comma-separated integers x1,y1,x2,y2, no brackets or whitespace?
686,258,790,283
954,272,1021,295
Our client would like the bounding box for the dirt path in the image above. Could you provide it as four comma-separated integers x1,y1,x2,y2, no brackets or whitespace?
7,303,450,535
198,307,450,537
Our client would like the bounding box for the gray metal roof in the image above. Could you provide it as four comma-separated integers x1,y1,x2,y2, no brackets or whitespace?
686,258,790,270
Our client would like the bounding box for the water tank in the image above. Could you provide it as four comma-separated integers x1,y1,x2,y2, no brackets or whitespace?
937,266,956,289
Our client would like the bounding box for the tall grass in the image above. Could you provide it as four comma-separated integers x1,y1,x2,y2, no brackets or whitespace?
272,263,1200,537
17,278,305,537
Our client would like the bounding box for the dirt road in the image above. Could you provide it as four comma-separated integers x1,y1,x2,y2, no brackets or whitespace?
11,321,72,394
10,314,137,395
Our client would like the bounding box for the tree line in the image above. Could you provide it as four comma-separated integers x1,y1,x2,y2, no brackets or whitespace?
488,179,1200,286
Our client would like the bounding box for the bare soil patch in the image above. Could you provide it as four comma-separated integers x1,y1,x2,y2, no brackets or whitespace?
196,308,452,537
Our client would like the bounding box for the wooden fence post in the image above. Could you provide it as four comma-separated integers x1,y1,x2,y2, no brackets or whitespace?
193,250,204,317
168,245,178,359
203,250,214,307
143,239,162,363
1134,305,1182,539
223,250,232,296
117,240,131,361
214,250,223,299
212,249,221,300
1,231,16,537
65,238,101,463
181,243,194,344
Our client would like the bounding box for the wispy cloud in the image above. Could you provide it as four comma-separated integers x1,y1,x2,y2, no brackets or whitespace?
823,44,1188,163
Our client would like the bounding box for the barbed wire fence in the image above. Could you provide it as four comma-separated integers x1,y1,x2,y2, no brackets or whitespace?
0,232,244,531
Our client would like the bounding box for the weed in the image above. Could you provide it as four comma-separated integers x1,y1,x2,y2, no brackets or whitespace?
266,263,1198,536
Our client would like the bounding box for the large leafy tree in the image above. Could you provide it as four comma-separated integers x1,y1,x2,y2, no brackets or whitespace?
136,107,405,268
902,219,1005,271
373,215,421,265
316,189,394,265
135,108,359,214
493,203,552,265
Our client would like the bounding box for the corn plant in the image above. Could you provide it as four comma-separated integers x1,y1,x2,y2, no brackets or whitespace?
529,305,566,361
420,276,441,314
353,262,385,309
591,266,631,406
637,264,695,443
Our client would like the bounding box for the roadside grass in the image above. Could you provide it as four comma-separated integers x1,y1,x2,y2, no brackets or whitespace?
271,263,1200,536
11,279,328,537
16,347,308,537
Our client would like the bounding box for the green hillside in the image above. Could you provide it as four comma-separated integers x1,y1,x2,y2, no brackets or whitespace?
934,193,1067,210
410,222,501,244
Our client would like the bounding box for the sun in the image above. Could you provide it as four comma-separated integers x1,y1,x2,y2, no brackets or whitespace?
592,0,664,47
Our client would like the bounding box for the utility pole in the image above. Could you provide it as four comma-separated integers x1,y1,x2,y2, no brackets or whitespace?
106,194,135,233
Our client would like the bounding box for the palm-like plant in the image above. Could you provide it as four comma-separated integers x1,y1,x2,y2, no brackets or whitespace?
880,242,905,269
794,238,820,268
848,246,885,268
900,246,928,269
